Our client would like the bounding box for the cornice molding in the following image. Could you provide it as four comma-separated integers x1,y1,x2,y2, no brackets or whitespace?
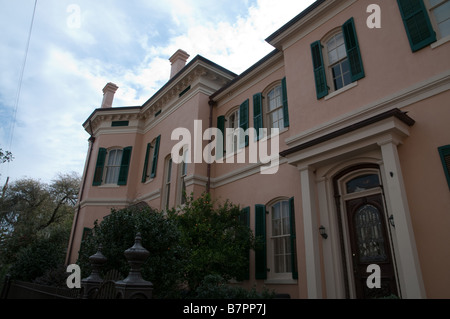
84,60,234,136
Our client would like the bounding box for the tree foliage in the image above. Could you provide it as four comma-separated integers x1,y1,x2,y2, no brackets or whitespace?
78,192,255,298
0,172,80,281
0,148,13,164
168,192,255,292
77,206,185,298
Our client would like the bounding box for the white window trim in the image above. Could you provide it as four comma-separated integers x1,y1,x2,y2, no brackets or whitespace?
426,0,450,40
266,198,295,282
324,81,358,101
103,148,123,186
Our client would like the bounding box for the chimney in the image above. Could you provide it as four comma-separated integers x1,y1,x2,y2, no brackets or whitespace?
169,49,190,79
101,82,119,108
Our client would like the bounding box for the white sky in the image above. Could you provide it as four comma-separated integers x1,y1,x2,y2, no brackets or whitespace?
0,0,315,185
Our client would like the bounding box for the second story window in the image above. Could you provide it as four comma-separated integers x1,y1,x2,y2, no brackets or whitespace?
326,32,352,91
311,17,365,99
141,135,161,183
163,156,173,210
427,0,450,38
105,149,123,184
226,108,240,154
267,85,284,129
92,146,132,186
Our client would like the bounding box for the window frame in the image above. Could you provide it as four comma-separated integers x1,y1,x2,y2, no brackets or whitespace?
162,156,173,210
264,83,285,135
438,145,450,190
426,0,450,39
142,135,161,183
177,147,189,206
266,198,294,281
324,31,352,92
225,106,241,155
142,139,155,183
255,198,297,282
311,17,364,100
104,148,124,185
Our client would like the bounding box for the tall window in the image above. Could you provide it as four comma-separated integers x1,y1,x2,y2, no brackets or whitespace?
326,32,352,91
267,85,284,130
178,148,188,205
226,108,240,154
92,146,132,186
141,136,161,183
163,156,172,210
269,200,292,275
427,0,450,38
104,149,123,184
311,18,365,99
254,198,297,281
253,78,289,139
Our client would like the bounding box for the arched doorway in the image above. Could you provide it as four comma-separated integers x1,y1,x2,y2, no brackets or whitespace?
333,164,398,299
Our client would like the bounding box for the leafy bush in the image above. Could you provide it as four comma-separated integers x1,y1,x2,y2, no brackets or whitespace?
9,231,68,282
77,206,186,298
169,193,255,291
78,193,256,298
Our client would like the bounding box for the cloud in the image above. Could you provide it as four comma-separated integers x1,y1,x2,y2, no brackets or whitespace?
0,0,315,184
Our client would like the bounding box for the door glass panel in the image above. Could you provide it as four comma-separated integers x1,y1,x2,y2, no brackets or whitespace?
354,204,387,262
346,174,380,193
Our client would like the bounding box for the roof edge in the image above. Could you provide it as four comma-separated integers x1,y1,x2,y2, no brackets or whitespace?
265,0,327,45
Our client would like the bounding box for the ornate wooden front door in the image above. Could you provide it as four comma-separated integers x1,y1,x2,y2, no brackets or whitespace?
345,194,398,299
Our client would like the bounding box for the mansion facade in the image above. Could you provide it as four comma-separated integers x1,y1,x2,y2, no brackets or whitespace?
67,0,450,299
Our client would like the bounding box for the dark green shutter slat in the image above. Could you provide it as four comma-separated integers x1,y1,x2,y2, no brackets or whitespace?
118,146,132,186
150,135,161,178
289,197,298,280
342,18,365,82
217,116,225,159
397,0,436,52
93,148,107,186
141,143,151,183
253,93,263,140
311,40,328,99
438,145,450,190
240,99,249,147
281,77,289,128
240,206,251,280
255,204,267,280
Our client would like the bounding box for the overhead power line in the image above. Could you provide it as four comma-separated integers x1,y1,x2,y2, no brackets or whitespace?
8,0,38,151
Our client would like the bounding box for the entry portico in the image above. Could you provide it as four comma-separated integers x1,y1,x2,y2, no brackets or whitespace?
281,108,426,299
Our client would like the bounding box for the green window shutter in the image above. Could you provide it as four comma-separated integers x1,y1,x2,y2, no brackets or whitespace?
281,77,290,128
289,197,298,280
438,145,450,190
118,146,132,186
397,0,436,52
240,206,251,281
253,93,263,140
255,204,267,280
150,135,161,178
342,17,365,82
92,148,107,186
240,99,249,147
141,143,151,183
311,40,328,99
217,116,225,159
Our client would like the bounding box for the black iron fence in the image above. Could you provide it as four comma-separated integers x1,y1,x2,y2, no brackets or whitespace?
1,233,153,299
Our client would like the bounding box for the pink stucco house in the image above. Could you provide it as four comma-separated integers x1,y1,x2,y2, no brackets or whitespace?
67,0,450,299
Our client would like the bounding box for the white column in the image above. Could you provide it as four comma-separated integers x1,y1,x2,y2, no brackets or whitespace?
379,140,426,298
299,166,322,298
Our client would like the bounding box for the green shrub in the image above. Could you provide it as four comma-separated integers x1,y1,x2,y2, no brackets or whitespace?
169,193,255,291
9,233,67,282
77,206,186,298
